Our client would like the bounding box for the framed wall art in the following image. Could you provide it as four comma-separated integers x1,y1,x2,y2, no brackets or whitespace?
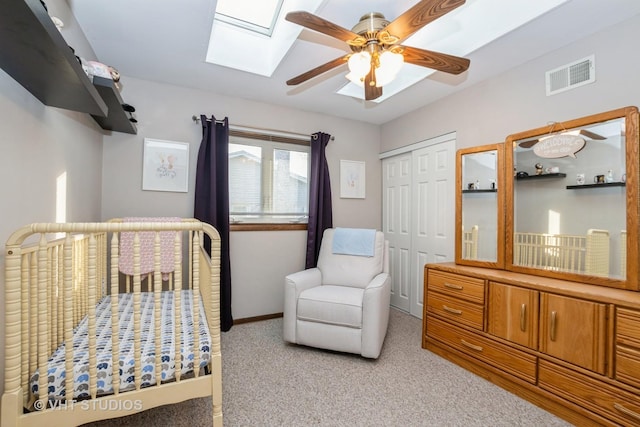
142,138,190,192
340,160,366,199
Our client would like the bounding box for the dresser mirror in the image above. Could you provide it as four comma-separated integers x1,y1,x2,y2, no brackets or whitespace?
455,143,505,268
506,106,639,290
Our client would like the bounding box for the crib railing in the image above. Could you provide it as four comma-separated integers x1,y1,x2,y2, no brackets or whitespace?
513,229,610,276
3,220,221,414
462,225,478,260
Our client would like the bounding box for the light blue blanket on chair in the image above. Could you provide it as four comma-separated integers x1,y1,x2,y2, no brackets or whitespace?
331,227,377,257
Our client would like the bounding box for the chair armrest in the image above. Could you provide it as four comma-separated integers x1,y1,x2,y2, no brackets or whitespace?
283,268,322,343
361,272,391,358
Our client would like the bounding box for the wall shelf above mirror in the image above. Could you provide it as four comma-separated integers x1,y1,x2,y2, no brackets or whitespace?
515,173,566,180
455,143,505,269
505,106,639,290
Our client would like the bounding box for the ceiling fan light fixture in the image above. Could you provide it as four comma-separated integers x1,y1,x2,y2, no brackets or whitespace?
375,50,404,87
347,51,371,80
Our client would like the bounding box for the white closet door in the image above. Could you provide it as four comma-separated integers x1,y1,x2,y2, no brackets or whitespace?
383,154,412,312
382,136,455,318
410,142,455,317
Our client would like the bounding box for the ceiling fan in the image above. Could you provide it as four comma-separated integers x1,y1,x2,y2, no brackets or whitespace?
518,129,606,149
285,0,471,101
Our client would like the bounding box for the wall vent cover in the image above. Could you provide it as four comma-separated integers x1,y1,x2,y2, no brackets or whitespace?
545,55,595,96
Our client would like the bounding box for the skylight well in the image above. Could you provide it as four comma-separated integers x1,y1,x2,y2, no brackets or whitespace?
214,0,284,36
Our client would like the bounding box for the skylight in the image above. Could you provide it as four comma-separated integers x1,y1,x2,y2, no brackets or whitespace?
206,0,323,77
214,0,284,36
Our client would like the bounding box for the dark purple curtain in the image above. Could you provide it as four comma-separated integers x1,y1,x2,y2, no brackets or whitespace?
305,132,333,268
194,115,233,331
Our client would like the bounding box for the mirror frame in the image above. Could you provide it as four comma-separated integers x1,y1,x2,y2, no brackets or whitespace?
505,106,639,290
455,143,505,269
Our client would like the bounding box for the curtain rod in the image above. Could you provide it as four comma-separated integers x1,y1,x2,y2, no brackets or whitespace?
192,115,334,141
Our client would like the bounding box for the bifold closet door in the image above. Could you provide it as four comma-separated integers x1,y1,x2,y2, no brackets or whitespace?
383,137,455,318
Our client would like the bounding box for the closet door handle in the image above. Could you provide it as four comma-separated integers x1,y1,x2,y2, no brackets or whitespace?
614,403,640,421
461,339,483,352
443,305,463,315
520,304,526,332
550,311,557,341
444,283,463,290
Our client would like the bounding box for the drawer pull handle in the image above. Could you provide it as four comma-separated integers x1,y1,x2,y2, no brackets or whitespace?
614,403,640,421
444,283,463,290
520,304,526,332
443,305,463,315
550,311,557,342
461,339,483,352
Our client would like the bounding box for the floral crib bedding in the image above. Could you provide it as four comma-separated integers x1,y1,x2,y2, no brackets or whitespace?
30,290,211,400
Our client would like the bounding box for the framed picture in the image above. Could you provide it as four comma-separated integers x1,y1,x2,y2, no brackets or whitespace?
340,160,366,199
142,138,190,192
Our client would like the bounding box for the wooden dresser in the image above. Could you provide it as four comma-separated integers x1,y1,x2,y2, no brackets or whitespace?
423,262,640,426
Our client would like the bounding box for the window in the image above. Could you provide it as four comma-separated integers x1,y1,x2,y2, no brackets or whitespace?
229,133,310,225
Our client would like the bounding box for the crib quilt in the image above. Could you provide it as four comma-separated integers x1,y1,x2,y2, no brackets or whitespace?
30,290,211,400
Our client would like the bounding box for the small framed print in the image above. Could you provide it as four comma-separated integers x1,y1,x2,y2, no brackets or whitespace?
142,138,190,192
340,160,365,199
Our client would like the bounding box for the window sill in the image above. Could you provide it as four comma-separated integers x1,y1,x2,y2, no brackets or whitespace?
230,223,307,232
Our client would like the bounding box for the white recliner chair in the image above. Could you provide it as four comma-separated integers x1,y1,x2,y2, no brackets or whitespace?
283,228,391,359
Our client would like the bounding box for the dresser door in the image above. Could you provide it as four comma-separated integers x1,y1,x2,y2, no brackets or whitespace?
487,281,538,349
540,293,607,374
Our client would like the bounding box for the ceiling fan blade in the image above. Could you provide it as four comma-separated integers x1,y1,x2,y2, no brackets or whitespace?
578,129,606,140
401,45,469,75
285,11,364,43
382,0,466,42
286,55,349,86
364,64,383,101
518,139,539,149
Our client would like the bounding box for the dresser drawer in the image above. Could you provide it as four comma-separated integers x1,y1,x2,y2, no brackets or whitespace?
540,359,640,426
427,315,537,384
617,308,640,348
427,291,483,330
427,270,485,304
616,345,640,389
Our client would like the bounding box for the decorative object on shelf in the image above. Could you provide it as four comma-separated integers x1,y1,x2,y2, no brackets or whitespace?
108,66,123,91
535,163,544,175
594,174,605,184
606,169,614,183
142,139,190,193
467,182,475,190
516,171,529,179
576,173,585,185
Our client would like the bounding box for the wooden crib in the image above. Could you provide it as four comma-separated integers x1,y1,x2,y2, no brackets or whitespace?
1,219,223,427
513,229,613,276
462,225,479,260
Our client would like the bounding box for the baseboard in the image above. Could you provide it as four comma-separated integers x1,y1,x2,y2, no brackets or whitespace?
233,312,283,325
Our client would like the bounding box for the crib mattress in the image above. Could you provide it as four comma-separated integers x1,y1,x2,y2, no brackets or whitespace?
30,290,211,400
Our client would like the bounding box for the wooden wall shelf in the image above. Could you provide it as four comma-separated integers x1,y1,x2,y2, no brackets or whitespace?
1,0,137,133
515,173,566,180
566,182,626,190
0,0,107,116
90,77,137,134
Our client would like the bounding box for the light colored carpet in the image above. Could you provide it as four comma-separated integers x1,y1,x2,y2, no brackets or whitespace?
86,308,572,426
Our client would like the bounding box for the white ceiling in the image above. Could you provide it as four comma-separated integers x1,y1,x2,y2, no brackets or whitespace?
68,0,640,125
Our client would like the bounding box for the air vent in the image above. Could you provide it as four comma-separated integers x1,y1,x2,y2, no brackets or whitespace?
545,55,595,96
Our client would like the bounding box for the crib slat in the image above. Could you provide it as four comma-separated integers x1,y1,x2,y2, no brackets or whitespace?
88,234,98,400
20,254,29,406
110,233,121,395
192,232,201,377
153,232,162,387
174,232,182,382
28,252,38,403
63,234,75,402
36,235,49,409
133,232,142,391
